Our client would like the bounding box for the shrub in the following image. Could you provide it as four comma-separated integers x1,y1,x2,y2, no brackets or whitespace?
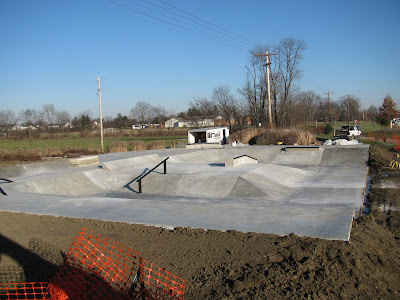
230,128,267,144
324,124,333,134
296,131,316,145
254,129,288,145
377,117,390,127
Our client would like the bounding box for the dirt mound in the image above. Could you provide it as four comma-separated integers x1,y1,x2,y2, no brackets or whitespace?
1,144,400,299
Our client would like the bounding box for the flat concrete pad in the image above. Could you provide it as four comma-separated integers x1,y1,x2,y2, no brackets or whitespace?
0,145,370,241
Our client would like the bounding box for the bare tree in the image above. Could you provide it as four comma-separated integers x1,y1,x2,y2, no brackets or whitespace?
130,101,154,124
338,95,361,122
56,110,71,125
42,104,57,125
212,85,240,127
241,38,307,127
366,105,378,121
272,37,307,127
189,97,218,117
153,105,168,125
295,90,321,125
0,109,16,138
19,109,37,126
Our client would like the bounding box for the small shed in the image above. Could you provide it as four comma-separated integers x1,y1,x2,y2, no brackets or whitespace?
188,127,229,145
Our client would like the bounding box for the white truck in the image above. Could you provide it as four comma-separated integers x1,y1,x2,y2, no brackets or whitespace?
334,125,362,139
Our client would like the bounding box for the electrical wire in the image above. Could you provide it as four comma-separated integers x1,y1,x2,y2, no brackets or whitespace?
140,0,257,48
104,0,251,52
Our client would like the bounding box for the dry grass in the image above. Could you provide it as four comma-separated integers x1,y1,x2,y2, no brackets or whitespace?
252,128,316,145
0,148,42,161
107,141,128,153
296,131,316,145
61,145,100,155
146,140,166,150
43,146,62,157
130,140,147,151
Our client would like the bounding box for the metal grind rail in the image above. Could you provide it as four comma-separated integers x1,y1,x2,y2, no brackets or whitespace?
136,157,169,193
0,178,13,196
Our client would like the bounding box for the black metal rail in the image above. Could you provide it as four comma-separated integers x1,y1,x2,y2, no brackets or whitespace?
136,157,169,193
0,178,13,196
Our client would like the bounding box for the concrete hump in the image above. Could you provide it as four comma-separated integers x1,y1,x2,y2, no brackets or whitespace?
138,173,238,198
228,177,268,198
102,154,161,172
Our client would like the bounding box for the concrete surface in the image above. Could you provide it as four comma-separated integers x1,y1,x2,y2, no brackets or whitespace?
0,145,370,241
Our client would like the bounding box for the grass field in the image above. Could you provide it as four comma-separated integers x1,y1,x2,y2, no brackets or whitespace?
0,121,392,152
0,136,187,151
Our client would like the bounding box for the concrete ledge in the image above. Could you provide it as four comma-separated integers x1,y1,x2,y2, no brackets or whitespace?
69,155,99,166
284,146,321,152
225,155,258,167
186,143,223,150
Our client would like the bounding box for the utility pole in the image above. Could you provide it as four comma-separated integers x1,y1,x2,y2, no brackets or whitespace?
324,91,334,123
255,51,277,129
97,76,104,152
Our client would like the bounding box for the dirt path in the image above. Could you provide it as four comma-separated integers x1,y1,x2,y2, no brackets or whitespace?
1,144,400,299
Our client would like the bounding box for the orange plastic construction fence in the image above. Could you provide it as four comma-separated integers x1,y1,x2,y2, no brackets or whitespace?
0,282,48,299
46,228,185,300
1,228,185,300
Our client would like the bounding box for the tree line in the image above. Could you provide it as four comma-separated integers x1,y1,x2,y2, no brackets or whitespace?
0,37,394,135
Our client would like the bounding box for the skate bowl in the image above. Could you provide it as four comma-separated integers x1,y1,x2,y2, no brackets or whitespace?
0,145,370,241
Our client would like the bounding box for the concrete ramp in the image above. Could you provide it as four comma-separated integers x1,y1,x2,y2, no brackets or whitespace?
321,146,369,166
7,168,136,196
9,172,103,196
102,154,161,172
273,147,324,165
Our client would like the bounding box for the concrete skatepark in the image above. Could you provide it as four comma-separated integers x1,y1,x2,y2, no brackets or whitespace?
0,144,370,241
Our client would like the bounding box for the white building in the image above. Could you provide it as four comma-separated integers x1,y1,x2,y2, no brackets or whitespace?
188,127,229,144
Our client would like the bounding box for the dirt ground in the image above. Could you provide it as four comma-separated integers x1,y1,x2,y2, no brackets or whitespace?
1,144,400,299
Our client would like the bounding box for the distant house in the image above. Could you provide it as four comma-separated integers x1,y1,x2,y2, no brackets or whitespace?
11,124,38,131
62,122,73,129
91,121,100,128
48,124,60,129
164,116,219,128
164,118,191,128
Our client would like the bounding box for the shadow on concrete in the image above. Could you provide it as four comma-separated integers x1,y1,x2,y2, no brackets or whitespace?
123,168,149,193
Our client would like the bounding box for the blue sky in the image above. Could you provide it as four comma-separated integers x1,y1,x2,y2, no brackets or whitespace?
0,0,399,119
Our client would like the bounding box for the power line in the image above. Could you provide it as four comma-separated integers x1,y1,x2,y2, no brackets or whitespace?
105,0,251,52
152,0,258,47
133,0,250,48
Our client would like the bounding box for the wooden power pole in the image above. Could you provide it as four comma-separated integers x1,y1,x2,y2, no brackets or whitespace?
324,91,334,123
97,76,104,152
256,51,277,129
